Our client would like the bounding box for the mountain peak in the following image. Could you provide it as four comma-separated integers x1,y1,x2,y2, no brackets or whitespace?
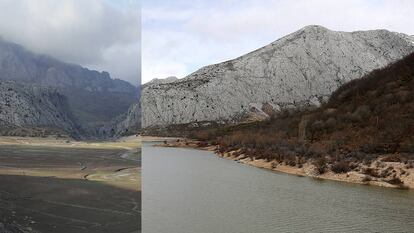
300,25,330,32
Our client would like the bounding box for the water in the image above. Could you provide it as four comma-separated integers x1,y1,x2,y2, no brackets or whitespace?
142,142,414,233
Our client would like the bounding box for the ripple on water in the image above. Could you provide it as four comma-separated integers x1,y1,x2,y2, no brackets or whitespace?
143,143,414,233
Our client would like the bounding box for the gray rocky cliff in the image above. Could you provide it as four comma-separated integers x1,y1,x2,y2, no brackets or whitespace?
142,25,414,128
0,81,81,137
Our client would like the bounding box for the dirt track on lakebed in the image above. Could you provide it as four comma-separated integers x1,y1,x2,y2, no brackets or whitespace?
0,144,140,233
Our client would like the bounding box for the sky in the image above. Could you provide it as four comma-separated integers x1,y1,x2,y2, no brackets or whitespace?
142,0,414,83
0,0,140,85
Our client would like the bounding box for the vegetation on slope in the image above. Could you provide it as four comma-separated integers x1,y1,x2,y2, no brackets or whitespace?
180,52,414,182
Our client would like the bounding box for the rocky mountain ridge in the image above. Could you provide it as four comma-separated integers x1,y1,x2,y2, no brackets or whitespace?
142,25,414,128
0,37,138,128
0,37,134,92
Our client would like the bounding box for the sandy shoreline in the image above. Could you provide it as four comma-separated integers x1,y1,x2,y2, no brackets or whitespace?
156,138,414,189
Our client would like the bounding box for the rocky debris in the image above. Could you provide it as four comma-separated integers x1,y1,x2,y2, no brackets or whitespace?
142,25,414,128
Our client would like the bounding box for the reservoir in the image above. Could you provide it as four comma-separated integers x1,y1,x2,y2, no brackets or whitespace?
142,142,414,233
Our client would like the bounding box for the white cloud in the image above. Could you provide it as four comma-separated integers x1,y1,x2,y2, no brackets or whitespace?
142,0,414,83
0,0,140,84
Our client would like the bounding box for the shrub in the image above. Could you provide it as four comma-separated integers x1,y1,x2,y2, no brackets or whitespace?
378,168,392,178
325,117,337,128
354,105,371,119
381,154,402,162
363,168,379,177
196,141,209,147
362,175,372,182
405,161,414,169
311,120,324,131
287,160,296,167
331,161,350,173
313,157,327,174
387,177,403,185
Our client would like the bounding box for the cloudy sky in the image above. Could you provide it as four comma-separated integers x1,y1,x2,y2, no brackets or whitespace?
0,0,140,85
142,0,414,83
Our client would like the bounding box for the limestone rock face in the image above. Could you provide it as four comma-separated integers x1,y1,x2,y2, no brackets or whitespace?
111,102,141,137
142,25,414,127
0,81,81,137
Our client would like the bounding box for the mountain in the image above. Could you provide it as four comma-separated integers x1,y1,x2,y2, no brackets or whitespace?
0,37,138,129
96,102,141,138
0,81,81,137
183,51,414,188
142,25,414,128
196,51,414,155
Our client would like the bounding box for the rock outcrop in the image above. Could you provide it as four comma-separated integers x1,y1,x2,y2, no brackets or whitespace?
0,81,81,137
142,25,414,128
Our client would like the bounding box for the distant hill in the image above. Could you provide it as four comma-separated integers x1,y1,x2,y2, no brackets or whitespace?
0,37,138,129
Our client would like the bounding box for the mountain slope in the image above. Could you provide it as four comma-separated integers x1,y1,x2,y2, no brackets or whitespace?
0,37,138,128
202,51,414,155
0,81,81,137
142,25,414,128
114,102,141,136
172,51,414,188
97,102,141,138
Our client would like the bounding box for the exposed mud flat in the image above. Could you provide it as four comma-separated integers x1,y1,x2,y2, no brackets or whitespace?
0,136,141,233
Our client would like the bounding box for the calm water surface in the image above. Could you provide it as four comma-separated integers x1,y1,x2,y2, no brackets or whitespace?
143,142,414,233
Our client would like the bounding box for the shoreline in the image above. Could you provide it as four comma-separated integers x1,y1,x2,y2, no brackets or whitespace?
157,138,414,190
